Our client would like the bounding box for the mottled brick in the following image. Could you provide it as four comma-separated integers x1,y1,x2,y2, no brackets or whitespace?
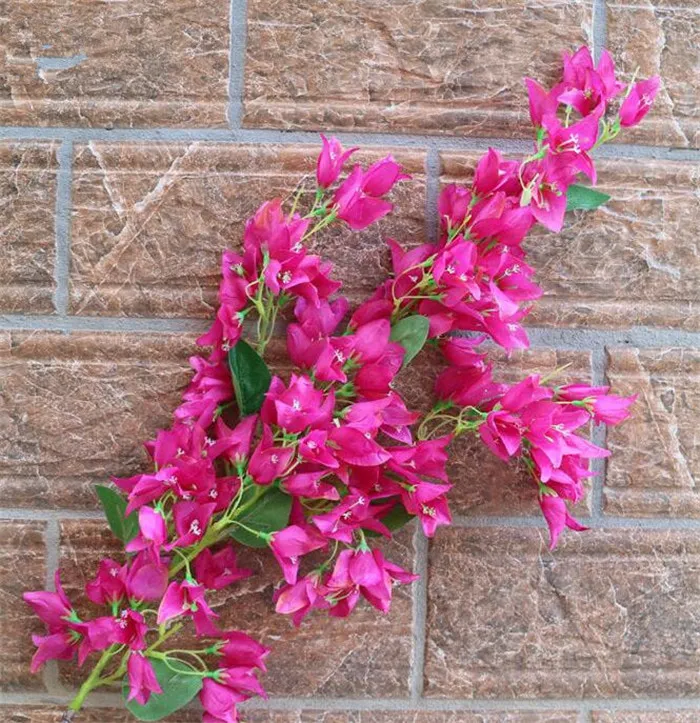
0,520,46,691
425,527,700,698
604,348,700,517
59,519,416,697
0,709,581,723
592,712,700,723
0,142,58,314
242,712,580,723
0,1,229,127
244,0,593,137
69,143,425,317
441,154,700,329
607,0,700,148
0,331,194,509
0,708,198,723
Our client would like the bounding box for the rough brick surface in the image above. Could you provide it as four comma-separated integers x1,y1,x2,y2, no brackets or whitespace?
244,0,593,137
0,521,46,691
0,142,58,314
592,713,700,723
607,0,700,148
0,331,194,509
425,527,700,698
0,1,230,127
605,348,700,517
70,144,425,317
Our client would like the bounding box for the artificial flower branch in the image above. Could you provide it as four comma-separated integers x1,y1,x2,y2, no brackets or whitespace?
24,47,658,723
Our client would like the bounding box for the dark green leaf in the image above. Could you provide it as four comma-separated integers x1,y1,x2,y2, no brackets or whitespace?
566,184,611,212
230,486,292,548
95,484,139,543
228,339,272,416
390,315,430,368
122,658,202,721
366,504,414,538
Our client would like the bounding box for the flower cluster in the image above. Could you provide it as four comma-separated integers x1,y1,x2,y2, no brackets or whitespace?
23,47,656,723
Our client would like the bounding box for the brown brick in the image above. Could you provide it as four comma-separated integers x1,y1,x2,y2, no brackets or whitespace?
69,144,425,317
0,142,58,314
243,0,592,138
425,527,700,698
0,708,198,723
441,155,700,329
243,713,580,723
0,1,229,127
0,709,580,723
59,519,416,697
604,348,700,517
0,520,47,691
593,713,700,723
0,331,194,509
607,0,699,148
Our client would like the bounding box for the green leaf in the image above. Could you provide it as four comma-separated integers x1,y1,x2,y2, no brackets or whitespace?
228,339,272,416
366,504,414,538
230,486,292,548
390,314,430,368
122,658,203,721
566,184,611,212
95,484,139,543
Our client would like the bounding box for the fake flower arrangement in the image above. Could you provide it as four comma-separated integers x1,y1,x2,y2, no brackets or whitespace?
24,47,658,723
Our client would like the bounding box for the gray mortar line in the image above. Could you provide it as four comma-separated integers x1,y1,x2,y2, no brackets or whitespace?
227,0,249,128
409,526,430,699
52,141,73,315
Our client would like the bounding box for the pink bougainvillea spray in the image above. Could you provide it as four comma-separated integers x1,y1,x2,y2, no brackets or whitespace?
24,47,658,722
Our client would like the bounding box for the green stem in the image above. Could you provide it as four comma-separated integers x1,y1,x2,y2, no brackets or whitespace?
68,645,119,712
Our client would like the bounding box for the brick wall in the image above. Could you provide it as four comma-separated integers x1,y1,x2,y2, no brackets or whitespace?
0,1,698,722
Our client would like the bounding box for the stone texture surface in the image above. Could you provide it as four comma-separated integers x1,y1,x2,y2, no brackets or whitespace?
607,0,700,148
397,348,592,517
0,142,58,314
69,144,425,317
0,521,46,691
592,713,700,723
604,348,700,517
441,154,700,330
0,1,230,127
425,527,700,698
242,713,580,723
59,519,416,697
244,0,593,137
0,709,199,723
0,708,581,723
0,331,194,509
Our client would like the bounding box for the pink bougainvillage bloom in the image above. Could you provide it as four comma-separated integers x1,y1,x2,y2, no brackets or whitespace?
21,46,653,722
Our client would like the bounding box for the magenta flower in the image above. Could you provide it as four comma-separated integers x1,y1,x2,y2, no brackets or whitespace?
157,580,219,637
282,470,340,500
539,494,588,549
29,631,76,673
274,573,329,627
23,572,74,632
193,546,252,590
360,155,410,197
334,165,393,231
247,425,295,485
125,552,169,602
438,183,471,228
168,501,216,549
125,506,168,560
328,425,391,467
316,135,358,188
214,415,258,465
85,559,127,606
619,77,660,127
219,631,270,672
269,524,327,584
200,677,245,723
126,653,163,706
